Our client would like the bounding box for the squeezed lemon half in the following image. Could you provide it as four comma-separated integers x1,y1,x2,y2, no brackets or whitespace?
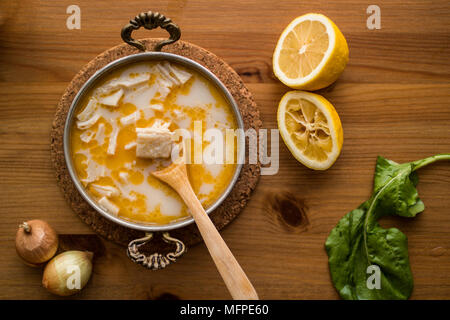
273,13,349,90
277,91,343,170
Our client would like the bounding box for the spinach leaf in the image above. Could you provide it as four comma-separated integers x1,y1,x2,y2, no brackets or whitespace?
325,153,450,300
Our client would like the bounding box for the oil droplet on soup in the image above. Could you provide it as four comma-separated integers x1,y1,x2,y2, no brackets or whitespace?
70,61,238,225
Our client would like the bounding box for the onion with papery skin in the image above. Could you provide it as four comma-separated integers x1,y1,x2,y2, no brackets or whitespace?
42,250,93,296
15,220,58,266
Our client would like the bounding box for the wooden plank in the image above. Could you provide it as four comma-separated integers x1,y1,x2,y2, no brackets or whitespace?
1,82,449,299
0,1,450,84
0,0,449,300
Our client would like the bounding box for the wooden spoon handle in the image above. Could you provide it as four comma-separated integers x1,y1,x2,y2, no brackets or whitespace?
177,182,259,300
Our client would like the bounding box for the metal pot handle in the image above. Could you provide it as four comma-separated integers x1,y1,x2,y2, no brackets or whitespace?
121,11,181,52
127,232,186,270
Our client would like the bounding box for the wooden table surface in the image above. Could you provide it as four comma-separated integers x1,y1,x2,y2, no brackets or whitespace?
1,0,449,300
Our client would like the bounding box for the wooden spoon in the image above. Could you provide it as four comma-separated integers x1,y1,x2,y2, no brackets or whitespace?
152,155,259,300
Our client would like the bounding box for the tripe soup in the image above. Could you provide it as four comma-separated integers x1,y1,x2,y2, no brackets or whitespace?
70,61,238,225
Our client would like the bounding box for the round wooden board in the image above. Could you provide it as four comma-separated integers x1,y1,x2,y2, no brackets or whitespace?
51,38,262,252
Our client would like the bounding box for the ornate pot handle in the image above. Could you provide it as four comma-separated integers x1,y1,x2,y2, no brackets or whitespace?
121,11,181,52
127,232,186,270
121,12,184,270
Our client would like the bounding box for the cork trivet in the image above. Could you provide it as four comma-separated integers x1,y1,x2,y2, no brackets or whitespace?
51,39,262,252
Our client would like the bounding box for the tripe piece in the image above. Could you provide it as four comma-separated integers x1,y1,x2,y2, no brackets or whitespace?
141,106,155,120
136,124,173,159
98,89,124,106
156,63,180,85
124,141,137,150
155,77,173,100
107,126,120,155
80,130,95,143
173,109,183,117
81,160,105,184
151,119,171,130
118,171,129,182
149,104,164,111
167,62,192,84
98,73,150,94
94,123,106,145
120,111,140,126
152,63,192,100
123,162,132,170
76,113,101,130
98,197,119,215
77,98,97,121
91,184,119,197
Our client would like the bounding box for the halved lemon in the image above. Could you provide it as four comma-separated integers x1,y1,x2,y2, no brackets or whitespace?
278,91,343,170
273,13,349,90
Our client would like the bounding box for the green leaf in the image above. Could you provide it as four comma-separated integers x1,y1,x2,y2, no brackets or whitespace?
372,156,424,219
325,206,367,300
365,224,413,299
325,154,450,300
325,202,413,300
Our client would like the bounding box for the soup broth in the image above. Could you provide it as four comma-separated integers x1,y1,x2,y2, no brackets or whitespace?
70,61,238,225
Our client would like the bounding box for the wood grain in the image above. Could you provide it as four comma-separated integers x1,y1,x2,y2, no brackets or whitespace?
0,0,449,299
152,158,259,300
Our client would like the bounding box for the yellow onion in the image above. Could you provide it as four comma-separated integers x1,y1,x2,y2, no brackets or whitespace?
42,250,93,296
15,220,58,266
